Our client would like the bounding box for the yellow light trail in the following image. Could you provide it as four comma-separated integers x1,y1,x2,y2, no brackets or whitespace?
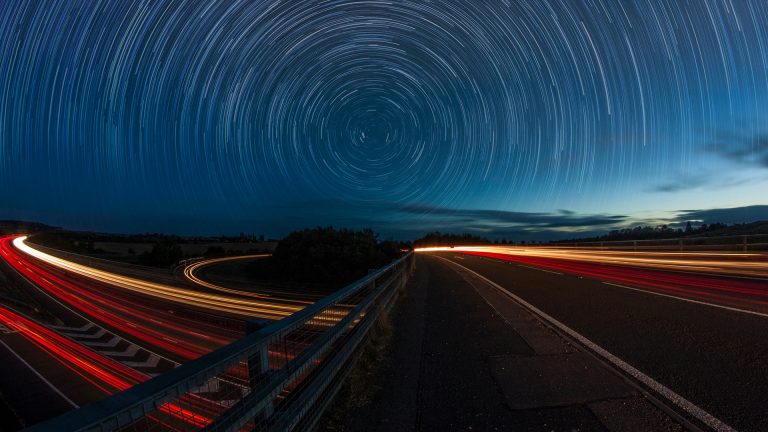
14,237,305,319
415,246,768,278
183,255,314,304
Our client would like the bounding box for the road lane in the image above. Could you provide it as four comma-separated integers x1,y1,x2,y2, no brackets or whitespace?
418,246,768,278
11,236,305,319
426,247,768,316
429,252,768,431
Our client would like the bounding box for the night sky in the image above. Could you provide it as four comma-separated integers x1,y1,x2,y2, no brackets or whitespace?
1,1,767,240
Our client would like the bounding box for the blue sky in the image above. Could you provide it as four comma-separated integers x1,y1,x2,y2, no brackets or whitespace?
1,1,767,239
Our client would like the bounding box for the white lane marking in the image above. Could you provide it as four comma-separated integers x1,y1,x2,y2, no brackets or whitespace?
436,256,736,432
100,344,140,358
0,324,15,334
518,264,563,275
0,340,78,408
122,354,161,369
7,265,178,366
59,328,107,340
603,282,768,319
80,336,120,348
49,322,95,332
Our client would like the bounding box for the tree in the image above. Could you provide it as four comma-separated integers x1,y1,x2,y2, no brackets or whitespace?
269,227,403,289
138,240,183,267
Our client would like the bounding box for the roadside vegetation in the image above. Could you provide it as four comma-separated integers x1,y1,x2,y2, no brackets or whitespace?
553,220,768,244
252,227,407,293
413,231,492,248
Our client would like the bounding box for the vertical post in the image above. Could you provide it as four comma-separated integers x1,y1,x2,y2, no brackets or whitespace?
633,241,637,252
743,235,748,252
246,319,273,418
679,239,683,252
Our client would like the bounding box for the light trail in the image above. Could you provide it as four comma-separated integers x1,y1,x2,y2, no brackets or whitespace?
417,246,768,314
183,255,315,304
1,236,229,359
416,246,768,278
0,304,217,427
12,236,304,319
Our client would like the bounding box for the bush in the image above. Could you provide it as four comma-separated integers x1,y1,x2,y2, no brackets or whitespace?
269,227,402,288
138,240,183,267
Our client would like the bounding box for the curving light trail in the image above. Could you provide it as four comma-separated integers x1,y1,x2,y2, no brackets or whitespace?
0,305,217,427
183,255,316,303
0,235,232,359
13,236,305,319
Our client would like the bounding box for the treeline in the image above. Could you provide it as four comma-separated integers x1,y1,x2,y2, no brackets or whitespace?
0,220,57,235
413,231,492,248
554,220,768,243
600,222,727,241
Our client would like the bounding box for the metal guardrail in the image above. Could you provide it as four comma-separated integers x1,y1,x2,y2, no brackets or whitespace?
548,234,768,252
25,252,415,432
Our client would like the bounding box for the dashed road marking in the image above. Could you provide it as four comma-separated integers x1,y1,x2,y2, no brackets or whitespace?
48,323,172,375
123,354,161,369
518,264,564,275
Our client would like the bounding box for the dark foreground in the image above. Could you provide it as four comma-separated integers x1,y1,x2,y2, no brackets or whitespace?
341,254,687,431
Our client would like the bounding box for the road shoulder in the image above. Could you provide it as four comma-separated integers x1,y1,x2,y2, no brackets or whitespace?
341,254,685,431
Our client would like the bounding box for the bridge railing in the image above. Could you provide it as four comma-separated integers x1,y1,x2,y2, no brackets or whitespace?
547,234,768,252
26,252,415,432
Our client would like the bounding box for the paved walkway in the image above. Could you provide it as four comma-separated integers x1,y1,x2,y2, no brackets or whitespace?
344,255,684,431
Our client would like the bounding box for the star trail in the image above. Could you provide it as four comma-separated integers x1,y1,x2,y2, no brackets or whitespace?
1,1,767,238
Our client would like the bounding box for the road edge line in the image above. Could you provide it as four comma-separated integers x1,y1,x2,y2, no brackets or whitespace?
0,339,79,408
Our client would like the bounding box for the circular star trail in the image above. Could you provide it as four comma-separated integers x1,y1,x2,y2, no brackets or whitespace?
1,1,767,234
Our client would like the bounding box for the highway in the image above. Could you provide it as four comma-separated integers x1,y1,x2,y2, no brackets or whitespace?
12,236,307,319
419,247,768,431
0,235,317,428
418,246,768,315
2,234,766,430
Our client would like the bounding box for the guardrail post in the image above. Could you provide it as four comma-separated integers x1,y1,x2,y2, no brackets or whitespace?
679,239,683,252
633,241,637,252
743,235,748,252
246,319,273,418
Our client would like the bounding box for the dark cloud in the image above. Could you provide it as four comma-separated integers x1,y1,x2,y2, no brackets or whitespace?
647,173,749,193
396,203,629,229
648,174,707,193
675,205,768,224
271,200,632,240
705,132,768,168
270,201,768,241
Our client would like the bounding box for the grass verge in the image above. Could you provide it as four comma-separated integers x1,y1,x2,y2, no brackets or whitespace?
318,308,395,431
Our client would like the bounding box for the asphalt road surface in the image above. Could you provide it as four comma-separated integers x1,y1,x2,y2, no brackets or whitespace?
428,252,768,432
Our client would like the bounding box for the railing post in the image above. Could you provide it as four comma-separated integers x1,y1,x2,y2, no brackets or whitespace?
246,319,273,418
743,235,748,252
679,239,683,252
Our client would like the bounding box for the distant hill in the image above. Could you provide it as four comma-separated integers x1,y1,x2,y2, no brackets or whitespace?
0,220,59,235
